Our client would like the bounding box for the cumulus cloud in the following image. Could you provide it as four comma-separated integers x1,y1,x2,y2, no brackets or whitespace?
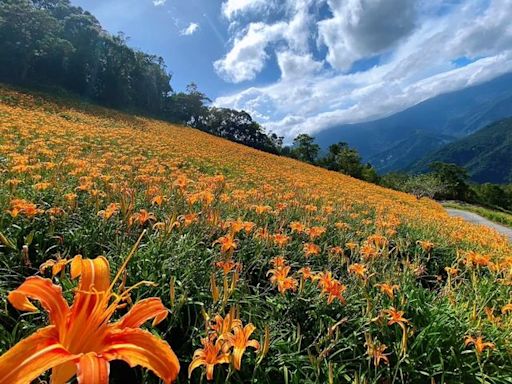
214,22,287,83
215,0,318,83
180,22,199,36
276,51,324,81
214,0,512,139
221,0,272,20
152,0,167,6
318,0,418,70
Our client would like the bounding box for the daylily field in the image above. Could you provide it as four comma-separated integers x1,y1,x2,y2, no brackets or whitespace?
0,86,512,383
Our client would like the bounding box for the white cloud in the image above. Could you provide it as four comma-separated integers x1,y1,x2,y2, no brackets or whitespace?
221,0,272,20
180,22,199,36
318,0,418,70
214,22,287,83
152,0,167,6
276,51,324,81
215,0,318,83
214,0,512,139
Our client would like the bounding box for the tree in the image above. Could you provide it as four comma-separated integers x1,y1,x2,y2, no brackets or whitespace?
292,134,320,163
401,173,447,199
472,183,512,210
321,142,366,179
429,162,470,200
166,83,209,125
0,0,70,81
194,107,280,153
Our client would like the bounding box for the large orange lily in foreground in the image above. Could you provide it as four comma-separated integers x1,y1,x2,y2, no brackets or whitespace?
0,237,180,384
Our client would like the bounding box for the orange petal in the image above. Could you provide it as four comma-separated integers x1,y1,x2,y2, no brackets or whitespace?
51,361,77,384
116,298,168,329
70,255,82,279
232,347,244,371
102,328,180,384
76,353,109,384
188,357,205,378
0,326,77,384
8,276,69,326
77,256,111,292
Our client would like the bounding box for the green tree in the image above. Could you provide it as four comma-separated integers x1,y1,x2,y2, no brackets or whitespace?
292,134,320,163
429,162,470,200
401,173,447,199
322,142,366,178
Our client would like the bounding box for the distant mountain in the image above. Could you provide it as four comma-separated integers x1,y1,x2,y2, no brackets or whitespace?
367,131,454,173
409,117,512,184
315,72,512,172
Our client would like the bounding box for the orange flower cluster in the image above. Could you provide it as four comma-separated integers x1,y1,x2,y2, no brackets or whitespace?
189,313,260,380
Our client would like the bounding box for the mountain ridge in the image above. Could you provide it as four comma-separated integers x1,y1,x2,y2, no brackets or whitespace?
409,117,512,183
315,72,512,172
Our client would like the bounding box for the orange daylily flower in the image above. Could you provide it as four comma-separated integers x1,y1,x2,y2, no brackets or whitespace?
129,209,156,226
180,213,198,226
225,323,260,370
270,256,287,268
365,335,389,367
151,195,164,206
316,271,334,289
501,303,512,314
267,266,298,294
329,246,344,256
348,263,367,279
306,226,326,240
322,279,347,304
7,198,44,218
367,234,388,249
298,266,315,281
209,312,243,339
335,222,350,230
464,336,495,355
417,240,434,252
39,257,70,276
215,260,241,275
289,221,305,233
0,251,179,384
375,283,399,300
383,307,409,327
316,271,346,304
445,266,459,276
214,235,237,254
303,242,321,257
465,251,491,267
272,233,290,247
189,337,230,381
97,203,119,220
360,243,378,259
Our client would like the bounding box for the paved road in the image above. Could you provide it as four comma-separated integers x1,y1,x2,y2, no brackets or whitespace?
446,208,512,242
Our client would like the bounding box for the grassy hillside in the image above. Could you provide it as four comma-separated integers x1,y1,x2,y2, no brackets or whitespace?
1,86,512,383
410,117,512,183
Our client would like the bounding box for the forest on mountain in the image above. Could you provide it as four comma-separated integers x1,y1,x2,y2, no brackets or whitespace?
410,118,512,184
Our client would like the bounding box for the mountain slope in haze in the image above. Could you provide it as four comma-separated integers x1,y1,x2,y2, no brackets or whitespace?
315,72,512,172
409,117,512,183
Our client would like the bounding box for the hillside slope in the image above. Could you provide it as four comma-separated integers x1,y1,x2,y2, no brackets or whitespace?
315,72,512,172
1,86,512,383
410,117,512,183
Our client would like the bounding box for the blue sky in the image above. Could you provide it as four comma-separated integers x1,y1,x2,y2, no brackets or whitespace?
71,0,512,139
